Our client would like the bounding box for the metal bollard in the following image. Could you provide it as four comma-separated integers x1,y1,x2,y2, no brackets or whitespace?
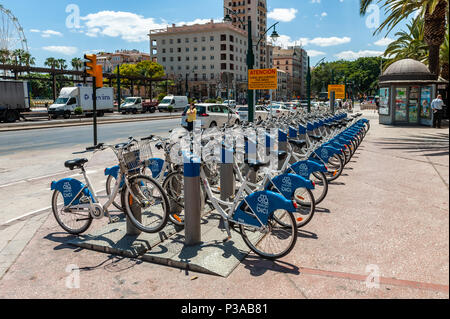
126,184,142,236
220,147,235,201
183,152,201,246
278,129,288,170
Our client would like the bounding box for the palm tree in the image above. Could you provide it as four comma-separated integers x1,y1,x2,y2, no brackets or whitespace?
440,25,449,79
383,17,429,69
0,49,11,76
57,59,67,70
360,0,449,77
45,57,58,69
71,57,83,71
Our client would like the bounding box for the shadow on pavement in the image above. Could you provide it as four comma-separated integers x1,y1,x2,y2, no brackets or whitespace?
375,132,449,157
241,255,300,277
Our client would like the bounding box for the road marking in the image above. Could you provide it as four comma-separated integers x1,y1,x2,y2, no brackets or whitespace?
298,266,449,294
0,180,26,189
0,206,52,230
0,188,107,230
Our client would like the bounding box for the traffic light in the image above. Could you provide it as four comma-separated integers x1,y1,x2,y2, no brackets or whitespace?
84,54,97,77
95,64,103,88
84,54,103,88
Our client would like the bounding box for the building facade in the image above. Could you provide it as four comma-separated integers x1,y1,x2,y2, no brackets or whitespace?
97,49,151,73
272,46,308,99
150,20,249,100
224,0,268,69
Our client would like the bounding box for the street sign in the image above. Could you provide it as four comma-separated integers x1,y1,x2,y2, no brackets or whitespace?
248,68,278,90
328,85,346,99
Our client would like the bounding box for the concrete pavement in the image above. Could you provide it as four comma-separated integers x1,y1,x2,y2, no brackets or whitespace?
0,109,448,299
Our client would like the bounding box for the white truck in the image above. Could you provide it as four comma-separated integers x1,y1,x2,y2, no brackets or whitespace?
158,95,189,112
48,87,114,119
0,80,31,123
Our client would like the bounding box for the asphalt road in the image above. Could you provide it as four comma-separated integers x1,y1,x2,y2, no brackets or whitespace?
0,118,181,156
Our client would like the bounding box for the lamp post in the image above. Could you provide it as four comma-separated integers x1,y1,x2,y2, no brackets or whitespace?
224,7,279,122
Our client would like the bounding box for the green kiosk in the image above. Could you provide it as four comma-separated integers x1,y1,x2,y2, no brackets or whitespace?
378,59,448,126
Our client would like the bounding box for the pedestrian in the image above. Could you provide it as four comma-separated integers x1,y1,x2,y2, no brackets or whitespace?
375,97,380,113
186,102,197,132
431,94,444,128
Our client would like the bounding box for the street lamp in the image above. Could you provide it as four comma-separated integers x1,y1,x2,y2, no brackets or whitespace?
223,6,279,122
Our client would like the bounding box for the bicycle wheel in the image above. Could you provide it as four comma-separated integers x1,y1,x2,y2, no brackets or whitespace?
325,153,344,182
122,175,170,233
51,190,92,235
240,210,297,260
105,175,124,211
162,171,185,226
310,171,329,205
267,184,316,228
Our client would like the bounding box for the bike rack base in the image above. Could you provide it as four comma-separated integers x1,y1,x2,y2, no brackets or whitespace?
68,212,259,278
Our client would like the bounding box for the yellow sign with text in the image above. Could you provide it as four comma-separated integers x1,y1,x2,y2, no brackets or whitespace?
248,68,278,90
328,85,346,99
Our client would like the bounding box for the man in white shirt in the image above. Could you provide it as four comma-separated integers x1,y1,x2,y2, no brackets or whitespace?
431,95,444,128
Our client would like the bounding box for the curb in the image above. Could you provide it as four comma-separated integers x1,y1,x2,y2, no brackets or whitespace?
0,115,182,132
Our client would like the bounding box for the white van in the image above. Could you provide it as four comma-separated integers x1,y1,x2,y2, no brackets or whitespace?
158,95,188,112
48,87,114,119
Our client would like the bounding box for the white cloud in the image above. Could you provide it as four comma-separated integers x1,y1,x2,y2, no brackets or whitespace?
30,29,62,38
374,37,394,46
42,46,78,55
79,11,222,43
307,36,351,47
334,50,383,60
311,0,321,3
307,50,326,57
267,8,298,22
321,12,328,17
273,35,351,48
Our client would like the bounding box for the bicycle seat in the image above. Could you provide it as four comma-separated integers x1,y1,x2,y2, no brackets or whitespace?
308,135,323,142
65,158,88,170
278,151,288,161
245,160,270,171
288,139,307,149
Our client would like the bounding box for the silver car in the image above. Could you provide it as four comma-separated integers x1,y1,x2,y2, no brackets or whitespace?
181,103,240,129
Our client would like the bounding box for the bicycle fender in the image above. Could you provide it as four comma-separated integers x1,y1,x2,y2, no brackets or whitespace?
104,165,120,179
148,158,165,178
232,191,296,228
288,160,327,179
51,178,92,206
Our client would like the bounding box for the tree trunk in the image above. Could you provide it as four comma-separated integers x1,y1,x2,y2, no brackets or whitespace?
441,62,449,81
424,0,448,77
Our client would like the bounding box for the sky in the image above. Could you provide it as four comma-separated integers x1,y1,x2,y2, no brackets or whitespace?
1,0,414,67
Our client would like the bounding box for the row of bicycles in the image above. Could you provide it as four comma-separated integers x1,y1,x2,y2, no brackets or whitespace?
50,107,370,260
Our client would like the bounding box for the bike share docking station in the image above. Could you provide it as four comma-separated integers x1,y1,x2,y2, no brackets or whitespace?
69,126,279,277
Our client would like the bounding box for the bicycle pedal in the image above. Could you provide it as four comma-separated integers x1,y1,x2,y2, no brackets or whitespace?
109,216,120,224
223,235,232,243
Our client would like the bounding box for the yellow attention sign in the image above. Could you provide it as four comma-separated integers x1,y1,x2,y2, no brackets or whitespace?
328,85,346,99
248,68,278,90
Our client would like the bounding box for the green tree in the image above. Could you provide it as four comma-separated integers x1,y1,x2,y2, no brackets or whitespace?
440,24,449,79
360,0,449,77
45,57,58,69
383,17,429,69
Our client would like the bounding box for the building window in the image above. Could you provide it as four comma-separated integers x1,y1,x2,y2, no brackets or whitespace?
170,57,174,62
230,35,234,42
194,37,198,42
230,54,234,61
202,36,206,42
186,65,190,70
194,47,198,52
177,38,181,43
221,34,227,41
230,45,234,51
162,49,166,54
211,73,215,79
221,54,227,60
169,39,173,44
186,57,190,61
162,57,166,62
194,56,198,61
210,36,214,41
169,48,173,53
202,65,206,70
221,44,227,51
202,47,206,51
203,74,207,80
210,56,214,60
211,65,214,69
221,63,227,70
202,56,206,60
178,57,181,61
178,48,181,53
210,46,215,51
186,38,189,43
230,63,234,70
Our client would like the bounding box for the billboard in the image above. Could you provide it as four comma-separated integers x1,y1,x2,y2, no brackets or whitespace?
328,85,346,99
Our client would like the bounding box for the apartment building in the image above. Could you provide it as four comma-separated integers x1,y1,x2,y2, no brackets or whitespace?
149,20,249,99
273,69,287,101
273,46,308,99
96,49,151,73
224,0,268,69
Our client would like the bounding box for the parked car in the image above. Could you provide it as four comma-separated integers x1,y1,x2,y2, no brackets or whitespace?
236,105,269,122
142,100,159,113
265,103,290,117
181,103,240,129
121,97,143,114
158,95,189,112
222,100,237,108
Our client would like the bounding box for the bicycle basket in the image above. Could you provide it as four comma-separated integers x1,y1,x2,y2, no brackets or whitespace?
120,140,154,173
